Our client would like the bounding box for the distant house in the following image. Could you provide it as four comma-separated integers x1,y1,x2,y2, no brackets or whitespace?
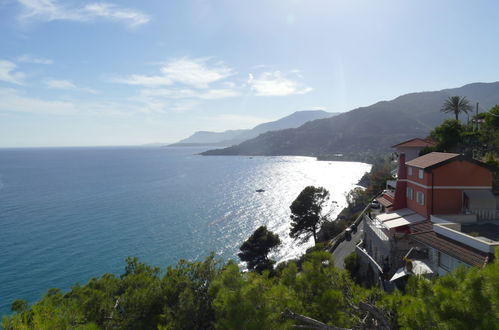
391,138,437,162
357,138,499,289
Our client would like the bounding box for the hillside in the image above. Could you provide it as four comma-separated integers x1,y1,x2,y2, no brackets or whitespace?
170,110,337,146
202,82,499,156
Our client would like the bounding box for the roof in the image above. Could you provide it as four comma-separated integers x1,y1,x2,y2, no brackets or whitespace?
406,152,492,170
392,138,437,149
410,221,491,267
405,152,460,169
384,213,426,229
376,196,393,208
463,189,496,209
377,208,416,222
463,189,495,200
376,209,426,229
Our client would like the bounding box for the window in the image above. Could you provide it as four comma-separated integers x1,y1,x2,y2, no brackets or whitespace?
407,166,413,176
416,191,425,205
418,169,424,179
406,187,413,200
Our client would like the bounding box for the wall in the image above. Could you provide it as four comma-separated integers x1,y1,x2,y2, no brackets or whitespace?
432,161,492,187
432,189,463,214
406,166,431,186
406,181,430,217
397,147,422,162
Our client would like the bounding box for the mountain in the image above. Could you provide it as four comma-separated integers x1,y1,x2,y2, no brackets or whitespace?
170,110,337,146
202,82,499,157
172,129,248,145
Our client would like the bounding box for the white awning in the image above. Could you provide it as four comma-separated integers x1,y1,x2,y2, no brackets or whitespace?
411,260,433,276
383,213,426,229
376,208,416,222
390,260,433,281
390,267,408,281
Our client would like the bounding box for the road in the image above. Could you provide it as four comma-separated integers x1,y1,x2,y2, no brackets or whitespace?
332,220,364,269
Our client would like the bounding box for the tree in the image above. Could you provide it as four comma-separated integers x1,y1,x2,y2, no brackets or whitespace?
238,226,281,273
289,186,330,244
429,119,464,152
440,95,472,121
484,104,499,129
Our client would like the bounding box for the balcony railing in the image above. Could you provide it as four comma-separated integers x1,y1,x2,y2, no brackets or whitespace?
364,214,391,242
465,208,499,221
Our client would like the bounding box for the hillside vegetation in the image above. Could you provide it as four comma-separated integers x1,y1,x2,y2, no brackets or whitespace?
203,82,499,156
3,250,498,329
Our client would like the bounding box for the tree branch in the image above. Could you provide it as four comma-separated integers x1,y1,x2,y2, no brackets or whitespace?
282,309,351,330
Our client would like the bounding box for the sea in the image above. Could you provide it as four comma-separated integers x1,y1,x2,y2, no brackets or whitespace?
0,146,371,316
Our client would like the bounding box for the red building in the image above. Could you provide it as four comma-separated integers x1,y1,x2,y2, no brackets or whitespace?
402,152,493,218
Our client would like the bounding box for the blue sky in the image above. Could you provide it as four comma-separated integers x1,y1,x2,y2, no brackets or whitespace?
1,0,499,147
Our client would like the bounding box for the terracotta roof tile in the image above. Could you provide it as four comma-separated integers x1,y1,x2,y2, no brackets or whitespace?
392,138,437,148
409,221,490,267
405,152,460,169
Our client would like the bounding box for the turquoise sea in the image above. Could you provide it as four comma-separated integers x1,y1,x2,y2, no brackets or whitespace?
0,146,370,316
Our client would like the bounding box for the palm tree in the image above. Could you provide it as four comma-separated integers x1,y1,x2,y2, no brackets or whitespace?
441,96,473,121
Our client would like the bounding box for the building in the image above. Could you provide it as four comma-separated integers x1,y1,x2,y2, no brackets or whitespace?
357,138,499,288
376,138,436,212
404,152,493,218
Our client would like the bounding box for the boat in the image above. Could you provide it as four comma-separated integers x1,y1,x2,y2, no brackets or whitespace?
255,189,265,193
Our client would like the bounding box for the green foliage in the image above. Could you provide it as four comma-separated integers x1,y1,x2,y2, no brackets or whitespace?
429,119,464,152
159,254,222,329
388,257,499,330
4,249,499,330
485,104,499,128
440,95,473,121
2,256,223,330
10,300,28,314
238,226,281,273
346,187,371,212
289,186,330,244
344,252,360,283
317,220,346,242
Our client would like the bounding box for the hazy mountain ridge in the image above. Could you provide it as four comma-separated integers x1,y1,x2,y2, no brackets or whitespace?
170,110,337,146
202,82,499,156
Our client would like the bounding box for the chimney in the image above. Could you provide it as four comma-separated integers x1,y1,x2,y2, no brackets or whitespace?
393,153,407,210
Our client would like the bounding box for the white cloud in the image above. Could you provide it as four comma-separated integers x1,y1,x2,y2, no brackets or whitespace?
140,87,240,100
0,88,78,115
43,78,98,93
248,71,312,96
0,60,25,85
44,79,76,89
112,57,234,89
112,74,171,86
82,3,150,27
0,88,126,116
160,58,233,89
17,54,53,65
170,101,199,113
17,0,150,28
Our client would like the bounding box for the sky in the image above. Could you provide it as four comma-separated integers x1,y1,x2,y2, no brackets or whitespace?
1,0,499,147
